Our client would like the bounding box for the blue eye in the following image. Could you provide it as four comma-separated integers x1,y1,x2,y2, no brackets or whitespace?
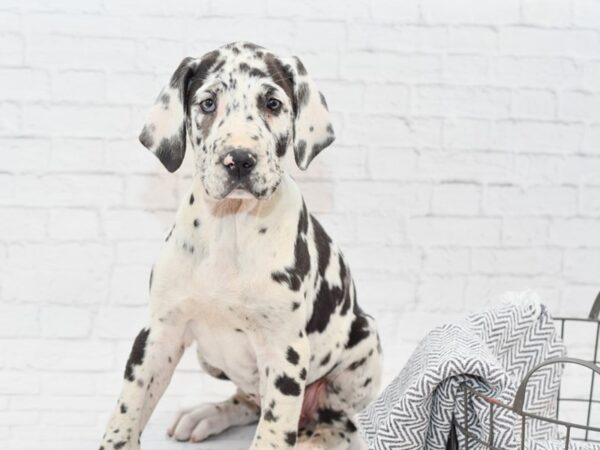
200,98,216,113
266,98,281,111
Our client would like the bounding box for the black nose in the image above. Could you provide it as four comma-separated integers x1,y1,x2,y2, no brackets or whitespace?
223,149,257,178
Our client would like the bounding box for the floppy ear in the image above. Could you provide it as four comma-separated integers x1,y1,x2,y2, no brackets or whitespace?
282,56,335,170
139,52,219,172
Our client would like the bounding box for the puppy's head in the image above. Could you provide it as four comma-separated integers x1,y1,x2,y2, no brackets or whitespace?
139,42,335,200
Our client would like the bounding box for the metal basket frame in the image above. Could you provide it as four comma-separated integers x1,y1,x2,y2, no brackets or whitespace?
447,293,600,450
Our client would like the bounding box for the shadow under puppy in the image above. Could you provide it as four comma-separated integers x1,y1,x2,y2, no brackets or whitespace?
99,41,382,450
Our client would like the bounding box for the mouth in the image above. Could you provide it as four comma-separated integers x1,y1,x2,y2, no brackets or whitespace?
226,187,256,199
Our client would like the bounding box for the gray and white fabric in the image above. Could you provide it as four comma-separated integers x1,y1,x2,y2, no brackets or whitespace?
358,292,569,450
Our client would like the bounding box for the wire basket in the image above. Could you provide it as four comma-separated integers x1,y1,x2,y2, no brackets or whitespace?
447,293,600,450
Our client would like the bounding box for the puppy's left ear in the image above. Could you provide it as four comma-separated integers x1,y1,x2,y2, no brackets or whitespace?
282,56,335,170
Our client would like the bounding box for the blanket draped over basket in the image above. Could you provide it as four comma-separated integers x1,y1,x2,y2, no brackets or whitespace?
357,292,570,450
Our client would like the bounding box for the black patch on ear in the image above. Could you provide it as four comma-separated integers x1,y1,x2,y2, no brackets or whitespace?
294,57,307,76
295,139,306,163
274,374,301,396
154,124,186,172
139,124,155,148
309,135,335,164
184,51,220,110
264,53,295,111
297,82,310,109
319,91,329,110
124,328,150,382
286,346,300,365
242,42,264,51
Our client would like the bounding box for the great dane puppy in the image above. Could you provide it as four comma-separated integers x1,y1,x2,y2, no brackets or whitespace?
99,41,382,450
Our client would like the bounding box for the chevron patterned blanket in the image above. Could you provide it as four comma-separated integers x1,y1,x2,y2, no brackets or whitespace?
358,292,571,450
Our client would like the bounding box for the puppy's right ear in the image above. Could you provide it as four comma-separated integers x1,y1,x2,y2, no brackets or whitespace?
139,52,219,172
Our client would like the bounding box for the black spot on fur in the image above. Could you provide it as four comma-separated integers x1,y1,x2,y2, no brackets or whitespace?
348,357,367,371
319,91,329,110
286,346,299,365
346,312,370,349
259,227,267,234
291,301,300,311
320,352,331,367
284,431,297,446
346,419,357,432
239,62,251,72
148,267,153,292
275,374,301,396
249,68,267,78
193,218,200,227
189,193,194,205
124,328,150,382
306,280,343,334
271,203,310,291
311,215,331,278
113,441,126,450
120,403,127,414
318,408,343,424
364,377,372,387
299,368,307,380
263,409,278,422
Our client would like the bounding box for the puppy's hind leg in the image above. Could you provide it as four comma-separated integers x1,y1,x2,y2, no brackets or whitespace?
168,389,260,443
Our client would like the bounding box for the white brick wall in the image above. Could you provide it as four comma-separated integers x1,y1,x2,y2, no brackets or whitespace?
1,0,599,448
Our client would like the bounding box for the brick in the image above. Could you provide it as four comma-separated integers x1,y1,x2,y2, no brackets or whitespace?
564,249,600,284
573,0,600,27
335,182,431,215
294,21,346,51
550,219,600,247
418,150,515,183
107,72,158,105
431,183,481,215
124,174,178,208
444,55,489,84
110,265,152,305
342,52,442,83
503,218,550,246
0,33,24,66
423,248,471,274
0,208,46,240
23,104,131,138
499,27,600,57
367,147,418,181
415,86,510,118
561,91,600,121
472,248,562,275
417,276,466,312
408,217,502,246
0,103,21,132
40,306,92,338
485,185,578,216
371,0,420,22
492,57,580,89
343,245,421,274
0,305,38,337
443,119,492,149
341,115,442,147
0,138,51,173
49,138,104,172
105,209,171,240
422,0,520,24
0,68,50,101
512,89,556,119
52,70,105,102
493,121,583,154
521,0,572,27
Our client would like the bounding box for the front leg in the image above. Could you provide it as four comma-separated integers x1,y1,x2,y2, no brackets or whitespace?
99,322,186,450
250,326,309,449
